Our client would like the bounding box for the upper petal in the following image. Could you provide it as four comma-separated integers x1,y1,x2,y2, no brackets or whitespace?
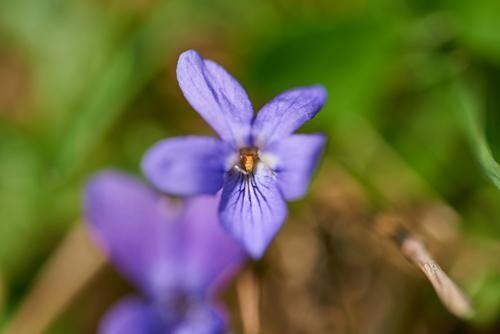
84,171,183,297
99,296,167,334
219,165,288,259
177,50,253,146
251,85,327,147
141,136,228,197
180,194,246,293
263,134,326,201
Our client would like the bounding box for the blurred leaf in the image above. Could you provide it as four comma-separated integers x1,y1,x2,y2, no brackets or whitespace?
462,187,500,239
470,272,500,325
377,58,477,199
0,0,124,131
113,119,170,171
445,0,500,63
0,129,42,276
50,0,190,181
331,116,439,206
248,13,400,123
453,81,500,189
0,273,5,322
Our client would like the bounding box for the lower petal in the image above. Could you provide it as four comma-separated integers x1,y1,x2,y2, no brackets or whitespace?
141,136,229,196
219,165,288,259
99,296,166,334
173,302,225,334
263,134,325,200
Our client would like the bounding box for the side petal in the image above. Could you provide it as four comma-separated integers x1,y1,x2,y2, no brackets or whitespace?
180,194,246,293
219,165,288,259
177,50,253,146
141,136,228,196
251,85,327,147
84,171,183,297
263,134,326,201
99,296,166,334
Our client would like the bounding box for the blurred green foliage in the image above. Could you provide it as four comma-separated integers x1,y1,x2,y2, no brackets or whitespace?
1,0,500,332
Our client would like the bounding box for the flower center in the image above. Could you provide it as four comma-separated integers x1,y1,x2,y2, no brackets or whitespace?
238,147,259,174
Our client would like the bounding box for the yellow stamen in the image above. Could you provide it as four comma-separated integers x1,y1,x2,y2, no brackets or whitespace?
239,147,259,174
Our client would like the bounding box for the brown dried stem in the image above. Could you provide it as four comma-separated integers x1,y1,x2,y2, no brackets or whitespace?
375,214,473,319
4,223,106,334
237,269,260,334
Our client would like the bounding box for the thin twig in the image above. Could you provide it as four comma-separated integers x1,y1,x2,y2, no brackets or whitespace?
401,235,473,318
375,214,473,319
3,223,106,334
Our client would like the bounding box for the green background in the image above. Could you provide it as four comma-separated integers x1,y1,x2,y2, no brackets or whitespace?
1,0,500,332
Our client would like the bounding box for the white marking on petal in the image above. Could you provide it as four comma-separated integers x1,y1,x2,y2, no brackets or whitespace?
259,152,279,170
225,151,240,171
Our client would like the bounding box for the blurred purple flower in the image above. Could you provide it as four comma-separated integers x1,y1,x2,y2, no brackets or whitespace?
142,50,326,259
84,171,245,334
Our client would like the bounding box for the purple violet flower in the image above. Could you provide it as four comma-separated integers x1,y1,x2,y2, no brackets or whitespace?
84,170,245,334
142,50,326,258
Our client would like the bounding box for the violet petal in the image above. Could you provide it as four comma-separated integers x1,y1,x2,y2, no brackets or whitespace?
84,171,183,298
252,85,326,147
173,302,225,334
180,194,246,293
219,165,288,259
264,134,326,200
141,136,228,196
99,296,166,334
177,50,253,147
